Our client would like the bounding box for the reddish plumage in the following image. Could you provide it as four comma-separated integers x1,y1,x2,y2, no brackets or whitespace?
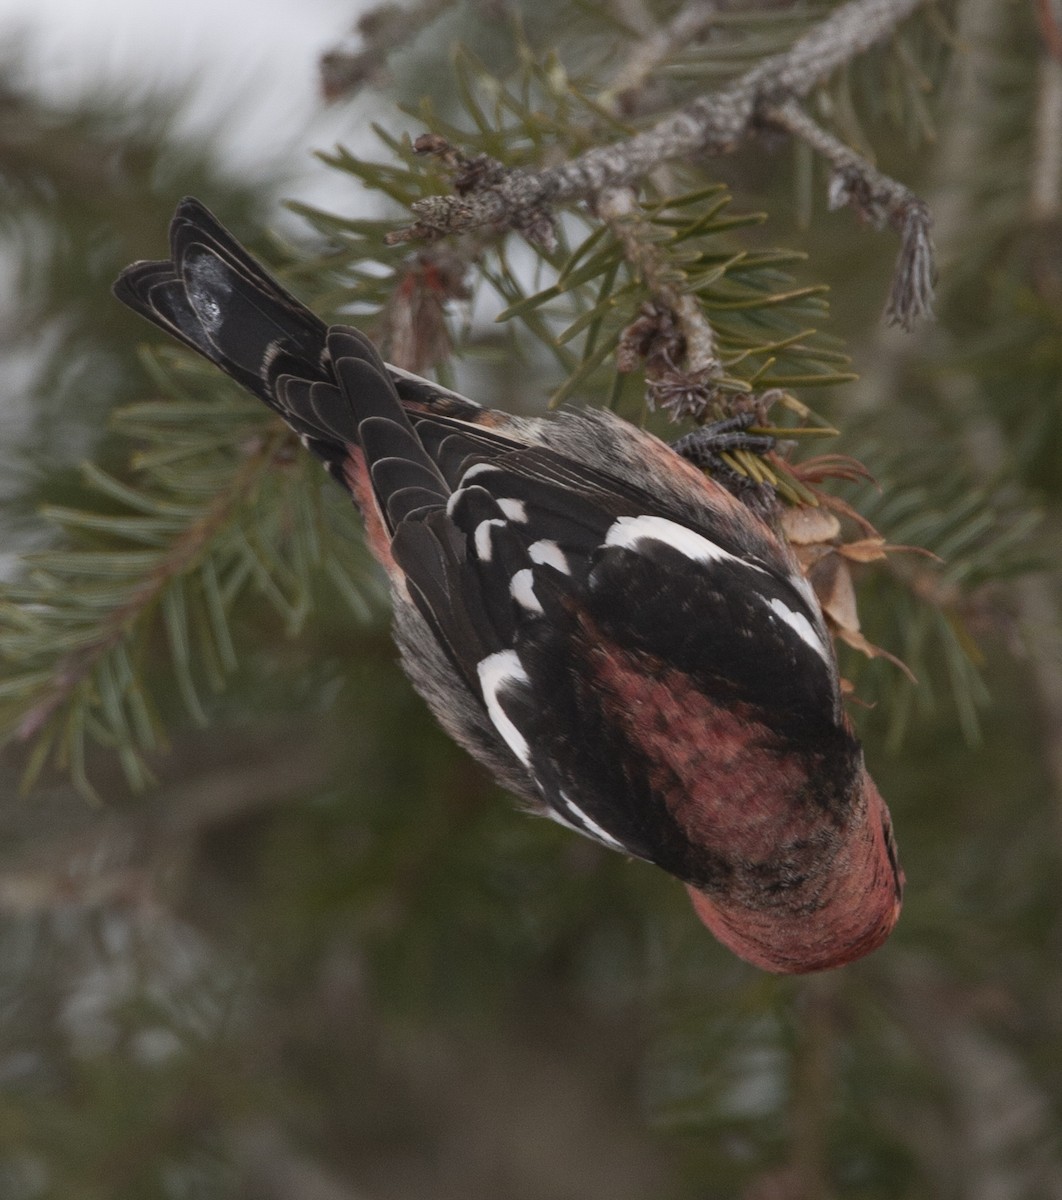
341,446,405,585
572,615,901,971
687,773,901,973
113,198,903,973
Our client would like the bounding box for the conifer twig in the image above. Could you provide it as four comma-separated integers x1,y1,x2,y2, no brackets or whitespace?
387,0,932,245
599,0,721,115
597,185,719,375
320,0,457,101
599,185,726,421
761,98,935,329
15,430,288,745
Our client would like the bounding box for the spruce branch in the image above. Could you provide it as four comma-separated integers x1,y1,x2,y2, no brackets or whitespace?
387,0,935,331
11,426,289,757
597,184,720,378
599,0,722,116
2,369,382,797
409,132,558,251
319,0,458,100
761,98,935,329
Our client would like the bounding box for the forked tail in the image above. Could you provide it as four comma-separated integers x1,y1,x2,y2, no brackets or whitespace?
113,197,331,415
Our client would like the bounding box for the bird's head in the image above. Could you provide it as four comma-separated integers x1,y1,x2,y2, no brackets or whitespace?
685,767,903,973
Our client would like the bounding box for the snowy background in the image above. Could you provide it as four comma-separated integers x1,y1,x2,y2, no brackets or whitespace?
0,0,372,196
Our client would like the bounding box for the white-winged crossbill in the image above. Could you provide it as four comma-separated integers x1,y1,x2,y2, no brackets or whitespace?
113,198,903,973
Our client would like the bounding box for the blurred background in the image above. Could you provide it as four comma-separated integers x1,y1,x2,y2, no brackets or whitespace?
1,0,1061,1197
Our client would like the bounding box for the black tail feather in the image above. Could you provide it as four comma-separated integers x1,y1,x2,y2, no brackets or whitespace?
114,198,463,531
113,197,329,412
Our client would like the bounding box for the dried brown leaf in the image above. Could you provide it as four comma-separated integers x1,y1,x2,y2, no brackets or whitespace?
836,625,918,683
836,536,889,563
808,552,860,632
780,505,842,545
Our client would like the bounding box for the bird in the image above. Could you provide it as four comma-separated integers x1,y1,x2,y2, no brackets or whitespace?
113,197,903,973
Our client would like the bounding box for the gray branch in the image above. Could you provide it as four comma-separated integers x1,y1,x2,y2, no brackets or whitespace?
388,0,932,243
320,0,457,101
597,185,720,376
599,0,722,116
761,98,935,329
